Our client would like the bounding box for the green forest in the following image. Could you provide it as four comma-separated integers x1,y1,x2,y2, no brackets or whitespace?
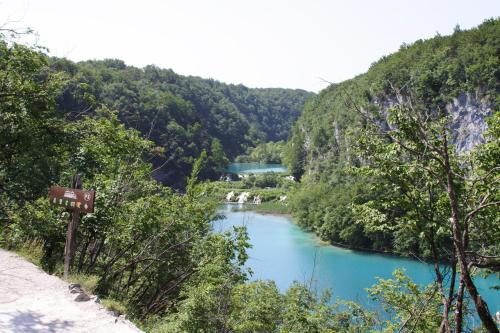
0,16,499,333
285,19,499,253
284,19,499,331
53,58,312,187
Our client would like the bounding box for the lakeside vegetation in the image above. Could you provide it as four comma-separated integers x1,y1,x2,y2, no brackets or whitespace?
1,18,499,333
0,29,376,332
284,18,500,331
52,58,312,188
284,19,499,256
204,175,293,215
235,141,286,164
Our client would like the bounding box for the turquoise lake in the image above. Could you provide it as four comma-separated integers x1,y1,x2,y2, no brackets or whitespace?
214,204,499,315
226,163,287,174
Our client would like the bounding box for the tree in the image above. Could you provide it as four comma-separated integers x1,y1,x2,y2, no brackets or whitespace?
0,35,66,238
230,280,283,333
283,129,306,180
353,85,499,332
367,269,442,332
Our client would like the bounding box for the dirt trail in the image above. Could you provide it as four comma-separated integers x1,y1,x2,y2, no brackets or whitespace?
0,249,143,333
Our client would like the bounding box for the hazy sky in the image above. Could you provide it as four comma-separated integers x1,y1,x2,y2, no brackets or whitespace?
1,0,499,92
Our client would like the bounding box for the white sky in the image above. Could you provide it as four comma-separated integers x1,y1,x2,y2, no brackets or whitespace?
1,0,499,92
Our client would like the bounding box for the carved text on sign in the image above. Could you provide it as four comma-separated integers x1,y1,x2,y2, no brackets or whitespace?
49,186,95,213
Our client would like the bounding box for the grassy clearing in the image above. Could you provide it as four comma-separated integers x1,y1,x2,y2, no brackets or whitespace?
205,179,293,214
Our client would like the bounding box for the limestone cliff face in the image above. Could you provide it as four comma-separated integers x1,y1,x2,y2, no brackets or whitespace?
294,90,495,180
371,91,493,154
449,92,493,153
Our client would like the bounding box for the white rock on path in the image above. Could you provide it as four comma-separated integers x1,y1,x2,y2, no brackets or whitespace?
0,249,143,333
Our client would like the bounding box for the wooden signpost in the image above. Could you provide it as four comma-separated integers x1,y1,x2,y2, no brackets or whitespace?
49,185,95,213
49,174,95,279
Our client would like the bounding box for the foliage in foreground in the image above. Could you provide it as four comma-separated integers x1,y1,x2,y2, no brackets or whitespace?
1,27,497,332
151,279,376,333
285,18,500,256
284,18,500,332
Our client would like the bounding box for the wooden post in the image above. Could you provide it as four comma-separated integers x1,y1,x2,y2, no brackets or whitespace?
63,174,82,279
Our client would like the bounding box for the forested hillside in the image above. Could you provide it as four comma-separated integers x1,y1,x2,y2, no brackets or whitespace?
285,18,499,254
52,59,312,187
0,30,396,333
1,16,499,332
284,19,500,330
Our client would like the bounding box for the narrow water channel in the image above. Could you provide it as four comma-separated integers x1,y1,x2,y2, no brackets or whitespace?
225,162,287,174
214,204,499,314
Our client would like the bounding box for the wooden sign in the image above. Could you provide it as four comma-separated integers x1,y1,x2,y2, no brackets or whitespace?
49,186,95,213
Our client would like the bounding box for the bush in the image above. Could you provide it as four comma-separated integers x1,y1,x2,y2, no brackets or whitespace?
101,298,128,316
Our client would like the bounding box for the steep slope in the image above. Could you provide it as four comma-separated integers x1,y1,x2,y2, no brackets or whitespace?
52,59,313,187
284,19,499,252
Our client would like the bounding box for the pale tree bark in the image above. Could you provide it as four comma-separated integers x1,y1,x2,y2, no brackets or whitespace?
443,135,498,333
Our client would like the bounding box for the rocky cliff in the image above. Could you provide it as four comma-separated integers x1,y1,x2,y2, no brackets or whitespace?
450,91,494,153
285,19,499,180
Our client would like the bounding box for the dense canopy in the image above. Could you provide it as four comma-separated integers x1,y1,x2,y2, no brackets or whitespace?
53,59,313,187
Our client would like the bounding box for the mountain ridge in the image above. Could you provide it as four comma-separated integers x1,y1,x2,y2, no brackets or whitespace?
52,58,314,187
283,18,499,253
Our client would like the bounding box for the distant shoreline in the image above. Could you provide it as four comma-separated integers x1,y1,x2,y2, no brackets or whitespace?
224,204,437,263
222,202,291,216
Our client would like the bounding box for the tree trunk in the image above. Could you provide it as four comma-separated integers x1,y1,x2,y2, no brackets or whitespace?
443,139,498,333
430,237,451,333
77,236,91,273
447,256,457,332
455,275,465,333
63,174,82,279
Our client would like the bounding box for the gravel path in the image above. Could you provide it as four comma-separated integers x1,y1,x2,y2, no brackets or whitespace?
0,249,143,333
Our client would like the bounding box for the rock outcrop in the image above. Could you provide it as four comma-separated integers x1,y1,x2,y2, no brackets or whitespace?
449,92,493,153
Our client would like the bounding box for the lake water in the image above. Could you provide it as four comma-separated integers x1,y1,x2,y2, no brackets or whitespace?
214,205,499,314
226,163,287,174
